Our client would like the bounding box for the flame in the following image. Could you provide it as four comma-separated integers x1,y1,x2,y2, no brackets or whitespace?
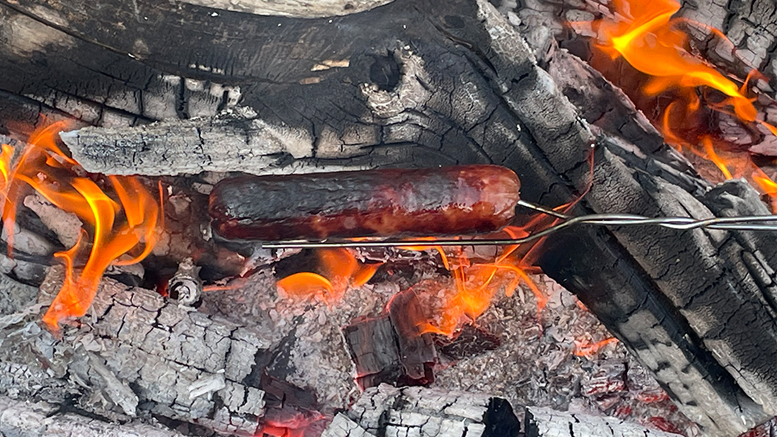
595,0,756,120
276,248,380,303
408,224,547,337
574,336,619,358
1,122,159,329
585,0,777,199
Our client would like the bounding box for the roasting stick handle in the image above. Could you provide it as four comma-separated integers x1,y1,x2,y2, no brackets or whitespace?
257,200,777,249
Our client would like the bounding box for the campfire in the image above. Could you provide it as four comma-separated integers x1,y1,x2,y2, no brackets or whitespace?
2,0,777,436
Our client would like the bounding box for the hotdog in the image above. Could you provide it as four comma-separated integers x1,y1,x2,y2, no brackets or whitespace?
209,165,521,241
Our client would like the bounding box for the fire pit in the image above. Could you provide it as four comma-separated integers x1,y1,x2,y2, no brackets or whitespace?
2,0,777,436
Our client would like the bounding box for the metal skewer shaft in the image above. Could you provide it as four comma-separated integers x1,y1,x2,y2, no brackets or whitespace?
257,200,777,249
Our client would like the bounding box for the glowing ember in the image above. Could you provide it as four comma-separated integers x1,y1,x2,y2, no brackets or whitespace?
277,248,380,303
583,0,777,198
413,228,545,337
574,336,619,359
1,122,159,329
257,411,325,437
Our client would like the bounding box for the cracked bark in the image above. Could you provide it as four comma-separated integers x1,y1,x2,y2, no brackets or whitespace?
321,383,521,437
1,267,271,435
524,407,684,437
1,0,777,435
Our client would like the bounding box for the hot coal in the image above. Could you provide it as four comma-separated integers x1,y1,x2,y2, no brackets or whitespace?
208,165,521,241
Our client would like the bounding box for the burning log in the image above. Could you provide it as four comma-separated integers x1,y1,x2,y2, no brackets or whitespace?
1,267,276,435
322,384,521,437
0,395,186,437
57,109,328,177
524,407,683,437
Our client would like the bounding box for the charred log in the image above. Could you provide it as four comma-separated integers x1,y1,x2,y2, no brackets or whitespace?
524,407,683,437
0,395,187,437
324,383,521,437
0,267,276,435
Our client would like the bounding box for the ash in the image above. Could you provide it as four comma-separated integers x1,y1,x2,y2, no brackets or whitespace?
201,260,700,436
431,276,700,437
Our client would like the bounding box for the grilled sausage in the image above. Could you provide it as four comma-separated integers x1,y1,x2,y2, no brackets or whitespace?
209,165,521,241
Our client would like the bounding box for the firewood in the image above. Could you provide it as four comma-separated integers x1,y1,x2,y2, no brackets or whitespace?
524,407,682,437
324,383,521,437
58,108,333,177
1,268,273,435
0,395,187,437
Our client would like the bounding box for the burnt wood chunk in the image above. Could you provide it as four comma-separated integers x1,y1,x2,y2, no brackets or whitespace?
343,292,438,389
343,314,404,389
320,413,375,437
0,395,187,437
326,383,521,437
208,165,521,241
388,289,438,383
0,269,272,436
524,407,682,437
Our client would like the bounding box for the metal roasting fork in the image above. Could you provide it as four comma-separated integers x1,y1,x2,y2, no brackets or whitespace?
258,199,777,249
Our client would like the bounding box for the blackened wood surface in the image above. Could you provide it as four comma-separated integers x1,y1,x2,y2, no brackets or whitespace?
1,0,777,435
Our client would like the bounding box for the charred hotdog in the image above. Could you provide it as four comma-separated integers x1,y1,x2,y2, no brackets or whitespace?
208,165,521,241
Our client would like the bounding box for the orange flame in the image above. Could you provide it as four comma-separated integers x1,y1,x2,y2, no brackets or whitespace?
276,248,380,303
574,336,619,359
595,0,756,121
1,122,159,329
407,224,547,337
586,0,777,199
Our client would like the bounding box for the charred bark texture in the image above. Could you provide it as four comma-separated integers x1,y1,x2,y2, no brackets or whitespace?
0,395,187,437
322,383,521,437
2,268,273,435
1,0,777,436
524,407,684,437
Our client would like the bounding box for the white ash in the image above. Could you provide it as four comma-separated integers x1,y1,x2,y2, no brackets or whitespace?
200,267,392,413
430,276,699,436
1,222,55,256
201,261,698,435
0,273,38,316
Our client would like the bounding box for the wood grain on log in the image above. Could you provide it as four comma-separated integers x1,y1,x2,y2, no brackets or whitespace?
328,383,521,437
179,0,395,18
524,407,682,437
